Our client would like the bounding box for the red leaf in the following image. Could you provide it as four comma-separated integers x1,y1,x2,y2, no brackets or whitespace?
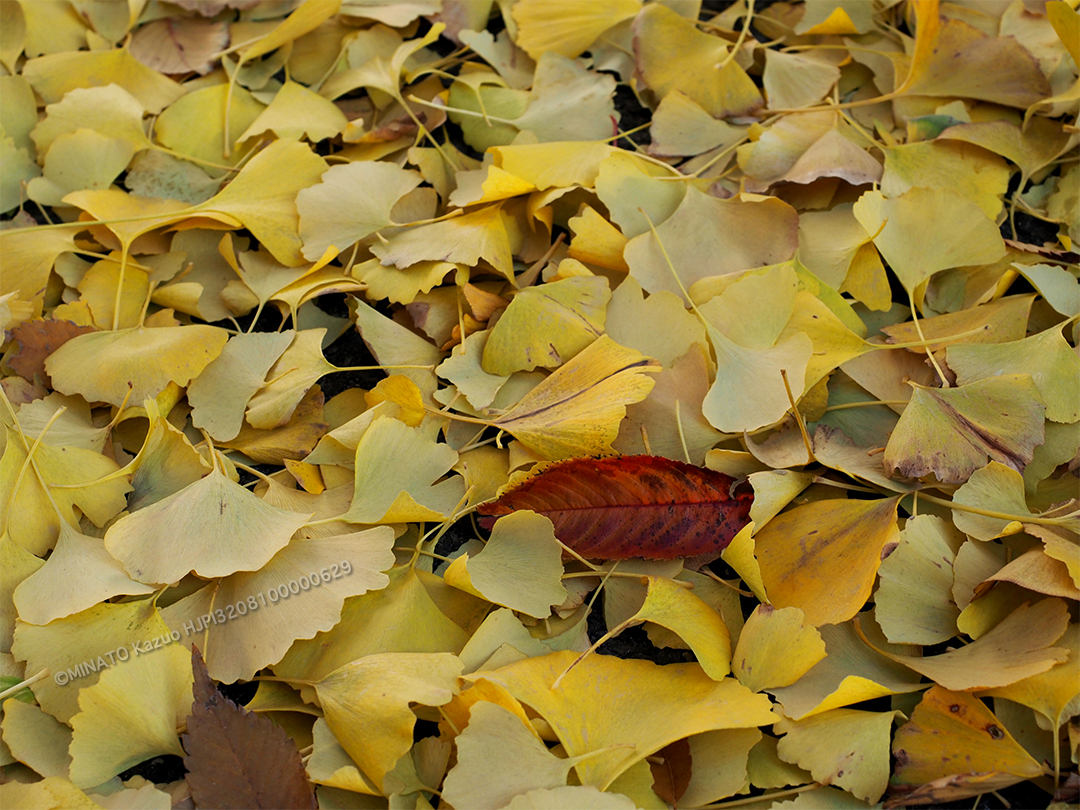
182,647,315,810
477,455,753,560
650,738,693,806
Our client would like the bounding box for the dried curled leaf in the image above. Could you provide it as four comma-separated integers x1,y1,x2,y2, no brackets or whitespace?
478,455,753,560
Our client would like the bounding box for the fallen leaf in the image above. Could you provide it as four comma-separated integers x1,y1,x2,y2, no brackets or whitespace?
183,647,314,810
479,455,753,560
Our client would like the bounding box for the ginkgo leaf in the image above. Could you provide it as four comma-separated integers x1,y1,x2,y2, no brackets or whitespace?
297,161,423,261
68,643,193,788
1,424,130,557
372,203,518,281
274,565,469,683
981,624,1080,730
947,324,1080,423
733,605,826,693
1,536,44,649
104,466,311,584
482,275,609,376
470,651,776,790
767,620,924,721
625,186,799,303
755,497,900,626
161,529,395,682
45,325,228,408
436,331,510,410
763,50,841,110
193,139,330,267
859,598,1070,691
245,329,335,430
26,130,135,208
0,698,73,778
512,0,640,60
492,336,660,460
188,331,294,441
503,787,637,810
889,686,1044,805
29,85,151,157
445,511,566,619
605,277,708,369
312,652,462,792
442,701,593,810
875,515,964,645
11,599,173,724
852,187,1006,293
478,455,753,560
950,462,1034,541
342,416,464,523
22,48,184,112
633,4,762,118
883,375,1046,484
13,519,155,626
776,709,901,803
154,84,265,175
306,718,381,795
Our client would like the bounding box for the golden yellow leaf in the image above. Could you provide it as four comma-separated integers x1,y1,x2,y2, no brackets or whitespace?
313,652,461,792
493,336,660,460
733,605,826,693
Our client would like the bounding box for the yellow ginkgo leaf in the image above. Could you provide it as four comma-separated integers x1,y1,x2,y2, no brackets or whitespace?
11,599,173,723
626,575,732,682
1,424,130,557
313,652,462,792
733,605,826,693
504,787,636,810
881,140,1010,220
26,130,135,208
890,686,1044,802
606,277,708,369
371,203,518,281
104,466,311,584
351,293,444,401
193,139,330,267
756,496,899,627
512,0,640,60
45,325,228,408
852,187,1006,294
22,48,184,112
678,727,761,806
883,376,1045,485
633,4,762,119
342,416,464,523
442,701,595,810
297,161,423,261
470,651,776,790
1,535,44,648
1,697,73,778
153,84,265,174
767,619,924,721
238,79,348,143
875,515,964,645
947,324,1080,423
763,50,841,110
353,257,459,305
68,643,192,788
981,624,1079,730
482,275,609,376
30,84,152,157
648,90,748,158
493,336,660,460
0,225,78,307
446,511,566,619
776,709,902,803
0,777,114,810
306,718,381,795
161,528,395,682
242,329,336,430
13,519,155,626
275,565,469,683
437,331,510,410
861,598,1070,691
188,331,295,442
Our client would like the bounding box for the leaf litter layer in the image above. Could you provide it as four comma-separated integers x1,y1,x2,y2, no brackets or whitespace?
0,0,1077,808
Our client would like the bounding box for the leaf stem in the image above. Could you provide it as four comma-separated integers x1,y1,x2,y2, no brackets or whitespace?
0,668,51,700
687,783,821,809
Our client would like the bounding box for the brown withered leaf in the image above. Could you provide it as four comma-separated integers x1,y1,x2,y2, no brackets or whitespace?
650,737,693,806
7,318,96,384
478,455,753,560
183,647,315,810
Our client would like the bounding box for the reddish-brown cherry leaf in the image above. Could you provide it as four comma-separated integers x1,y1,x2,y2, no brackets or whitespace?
182,647,315,810
8,319,96,384
650,737,693,806
478,455,753,560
